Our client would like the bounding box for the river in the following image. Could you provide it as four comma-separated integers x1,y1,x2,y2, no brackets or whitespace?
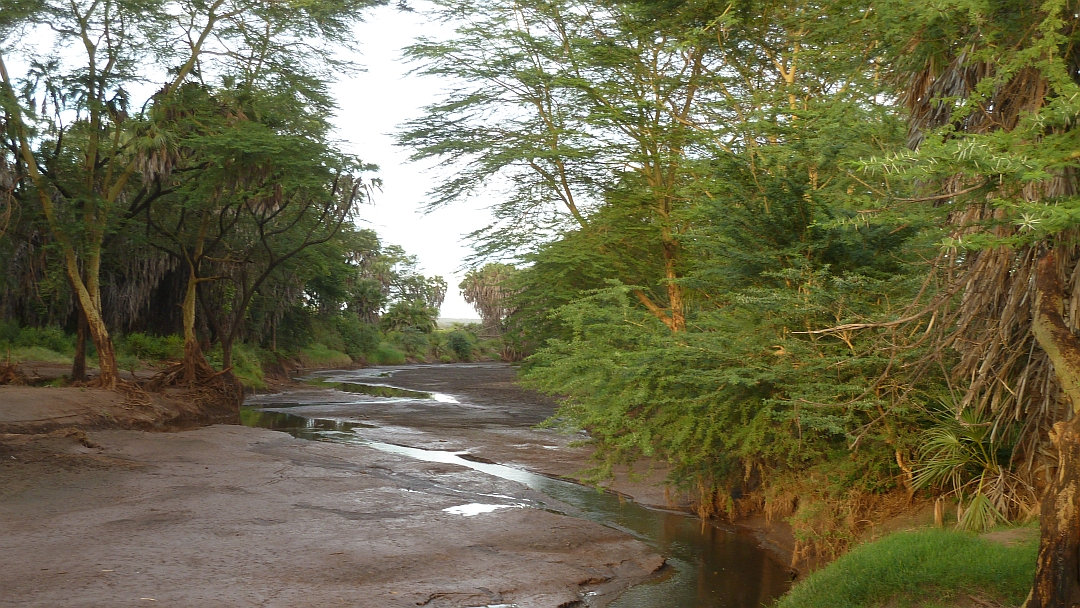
241,364,791,607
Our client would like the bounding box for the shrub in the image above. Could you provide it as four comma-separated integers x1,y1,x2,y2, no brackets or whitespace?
439,354,454,363
117,353,141,374
15,326,74,355
299,343,353,368
371,344,406,365
447,330,473,361
206,342,267,389
120,333,184,362
399,327,430,358
332,316,379,360
0,320,19,343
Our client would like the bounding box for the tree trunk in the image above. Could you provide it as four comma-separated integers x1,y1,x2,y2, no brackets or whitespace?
72,310,87,382
181,265,204,383
1028,416,1080,608
83,301,119,388
59,246,119,388
661,225,685,332
221,338,234,374
1026,250,1080,608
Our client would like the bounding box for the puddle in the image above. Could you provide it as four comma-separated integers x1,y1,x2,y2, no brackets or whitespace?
443,503,524,516
306,378,433,400
238,410,375,438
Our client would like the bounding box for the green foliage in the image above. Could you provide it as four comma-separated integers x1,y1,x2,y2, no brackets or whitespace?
396,327,430,359
381,300,438,334
371,344,406,365
331,316,380,361
913,407,1035,532
0,346,73,365
299,343,353,368
118,333,184,362
206,343,268,390
776,528,1037,608
117,354,141,375
447,330,474,362
7,326,75,355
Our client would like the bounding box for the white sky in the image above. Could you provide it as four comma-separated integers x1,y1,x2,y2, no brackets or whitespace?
330,4,488,319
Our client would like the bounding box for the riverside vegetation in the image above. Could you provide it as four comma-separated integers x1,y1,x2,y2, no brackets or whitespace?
3,0,1080,605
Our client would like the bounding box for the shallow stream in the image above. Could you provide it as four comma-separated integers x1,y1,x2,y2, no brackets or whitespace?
241,367,790,607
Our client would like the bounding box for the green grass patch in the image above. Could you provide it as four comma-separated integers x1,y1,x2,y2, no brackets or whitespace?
1,345,73,365
119,333,183,362
205,342,267,390
299,343,353,368
370,344,406,365
776,527,1037,608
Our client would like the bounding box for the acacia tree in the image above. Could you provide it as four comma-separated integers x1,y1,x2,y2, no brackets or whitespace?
401,0,739,331
0,0,381,388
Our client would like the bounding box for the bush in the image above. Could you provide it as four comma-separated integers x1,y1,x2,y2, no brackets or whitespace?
447,330,473,361
14,326,74,355
117,353,141,374
371,344,406,365
439,354,454,363
206,342,268,389
0,320,19,343
399,327,430,359
1,345,73,364
120,333,184,362
332,316,379,360
299,343,353,368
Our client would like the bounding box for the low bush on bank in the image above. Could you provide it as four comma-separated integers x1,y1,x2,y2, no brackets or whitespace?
299,343,353,368
0,323,77,365
118,333,183,362
1,345,73,365
371,344,406,365
206,342,268,390
775,527,1037,608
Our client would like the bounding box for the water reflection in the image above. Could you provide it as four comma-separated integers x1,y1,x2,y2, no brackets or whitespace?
304,378,433,400
240,405,790,607
238,409,374,438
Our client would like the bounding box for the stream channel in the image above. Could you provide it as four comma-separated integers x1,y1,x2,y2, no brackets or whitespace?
241,365,791,607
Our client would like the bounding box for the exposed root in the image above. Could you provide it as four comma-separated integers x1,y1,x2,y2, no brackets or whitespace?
116,382,153,408
0,361,26,385
146,354,243,409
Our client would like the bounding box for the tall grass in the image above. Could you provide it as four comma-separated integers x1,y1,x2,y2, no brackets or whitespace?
299,343,353,368
776,528,1037,608
370,344,406,365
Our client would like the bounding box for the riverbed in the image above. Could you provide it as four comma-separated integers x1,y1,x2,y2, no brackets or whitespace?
0,362,789,607
243,363,791,607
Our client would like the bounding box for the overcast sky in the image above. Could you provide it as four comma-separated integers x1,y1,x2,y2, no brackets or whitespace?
329,4,489,319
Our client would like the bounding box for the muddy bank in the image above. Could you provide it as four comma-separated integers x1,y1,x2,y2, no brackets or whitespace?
0,385,237,434
0,425,662,607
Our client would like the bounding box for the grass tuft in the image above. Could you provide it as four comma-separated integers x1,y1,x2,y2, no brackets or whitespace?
299,343,353,368
1,346,73,365
776,527,1037,608
371,344,406,365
